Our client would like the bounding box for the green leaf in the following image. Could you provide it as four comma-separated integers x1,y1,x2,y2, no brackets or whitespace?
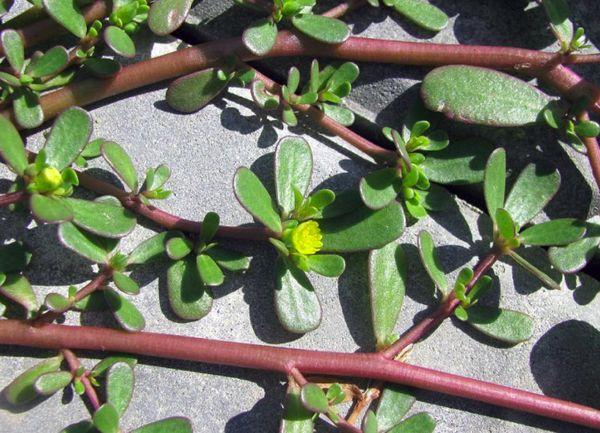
93,403,120,433
26,46,68,78
483,148,506,224
196,253,224,286
145,164,171,191
575,120,600,138
369,242,406,348
84,58,122,77
242,18,277,56
74,291,108,312
106,362,134,417
418,184,452,212
520,218,585,246
542,0,573,47
417,230,448,296
130,417,193,433
320,201,405,253
275,258,321,333
376,385,415,432
359,168,399,210
147,0,193,35
465,305,534,345
205,247,249,272
113,271,140,295
275,136,313,215
92,356,137,377
44,107,93,170
291,15,350,44
43,0,87,38
363,410,378,433
420,138,495,185
495,208,517,240
200,212,219,243
0,274,38,312
280,382,314,433
59,421,97,433
300,383,329,413
321,103,354,126
508,250,561,291
421,66,553,126
44,292,71,313
549,217,600,273
127,231,180,265
34,371,72,396
3,355,62,405
0,114,27,175
104,26,135,58
328,62,360,88
64,197,137,238
504,162,560,226
0,241,31,273
166,236,193,260
306,254,345,277
1,29,24,72
250,79,280,109
282,105,298,126
104,288,145,331
59,222,119,263
393,0,449,32
13,88,44,129
102,141,138,191
167,258,213,321
388,412,436,433
166,69,229,113
234,167,282,234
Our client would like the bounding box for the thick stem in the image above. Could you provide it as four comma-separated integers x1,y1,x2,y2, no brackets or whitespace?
61,348,101,411
322,0,366,18
382,252,500,358
0,190,27,207
2,320,599,429
578,112,600,190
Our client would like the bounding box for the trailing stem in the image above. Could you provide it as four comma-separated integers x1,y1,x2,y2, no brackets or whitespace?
578,111,600,189
2,319,600,429
0,190,27,207
61,348,102,411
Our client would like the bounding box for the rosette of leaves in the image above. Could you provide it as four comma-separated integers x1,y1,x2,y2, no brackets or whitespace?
251,60,358,126
549,215,600,274
0,29,70,128
483,148,585,290
360,102,494,219
0,241,35,318
234,135,405,333
0,108,137,238
366,0,449,33
237,0,350,56
541,0,591,54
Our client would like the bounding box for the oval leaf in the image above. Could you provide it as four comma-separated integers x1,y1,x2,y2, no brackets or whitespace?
102,141,138,191
242,18,277,56
0,274,38,312
300,383,328,413
44,107,93,170
3,355,62,405
291,15,350,44
306,254,345,277
64,197,137,238
106,362,134,417
93,403,120,433
417,230,448,296
84,58,122,77
234,167,282,234
206,247,250,272
421,66,553,126
1,29,24,72
166,69,229,113
34,371,72,396
147,0,193,35
0,115,27,175
359,168,399,210
167,258,213,321
130,417,193,433
104,26,135,58
376,385,416,432
104,288,145,331
280,382,314,433
275,136,313,215
127,231,181,265
520,218,585,246
113,271,140,295
43,0,87,38
13,88,44,129
465,305,534,345
483,148,506,224
394,0,449,32
388,412,436,433
196,253,224,287
27,46,69,78
59,222,119,263
549,218,600,273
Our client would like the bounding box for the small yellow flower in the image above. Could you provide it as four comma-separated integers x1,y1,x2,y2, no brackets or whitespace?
291,221,323,255
36,167,63,192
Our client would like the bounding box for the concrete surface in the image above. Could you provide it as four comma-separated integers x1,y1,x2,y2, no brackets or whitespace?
0,1,600,433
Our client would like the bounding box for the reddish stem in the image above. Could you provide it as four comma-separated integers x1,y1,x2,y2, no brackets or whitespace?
61,348,101,411
2,320,598,429
322,0,366,18
0,190,27,207
578,112,600,190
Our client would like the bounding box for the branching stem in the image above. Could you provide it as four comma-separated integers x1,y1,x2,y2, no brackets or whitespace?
61,348,101,412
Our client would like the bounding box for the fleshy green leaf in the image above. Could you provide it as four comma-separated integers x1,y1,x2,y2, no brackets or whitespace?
167,257,213,321
30,194,73,223
166,236,193,260
275,258,321,333
127,231,181,265
495,208,517,240
93,403,120,433
130,417,193,433
542,0,573,47
376,385,415,432
243,18,277,56
44,292,71,313
321,103,354,126
359,168,399,210
104,26,135,58
104,288,145,331
421,66,553,126
275,136,313,215
363,410,378,433
43,0,87,38
13,88,44,129
306,254,345,277
102,141,138,191
84,58,122,77
1,29,24,72
483,148,506,224
300,383,328,413
196,253,224,286
44,107,93,170
291,15,350,44
320,201,405,253
166,69,229,113
0,274,38,312
106,362,134,417
34,371,72,396
420,138,495,185
388,412,436,433
417,230,448,296
92,357,137,377
465,305,534,345
59,222,119,263
549,217,600,273
113,271,140,295
3,355,62,405
280,382,314,433
0,241,31,273
26,46,68,78
147,0,193,35
206,247,250,272
520,218,585,246
234,167,282,234
64,197,136,238
393,0,449,32
0,115,27,175
369,242,406,348
504,162,560,226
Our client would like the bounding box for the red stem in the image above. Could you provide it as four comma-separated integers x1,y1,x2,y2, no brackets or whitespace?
0,190,27,207
61,348,101,411
578,112,600,189
1,320,598,429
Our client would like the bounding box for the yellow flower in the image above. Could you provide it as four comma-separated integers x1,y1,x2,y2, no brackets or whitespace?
36,167,63,192
291,221,323,255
